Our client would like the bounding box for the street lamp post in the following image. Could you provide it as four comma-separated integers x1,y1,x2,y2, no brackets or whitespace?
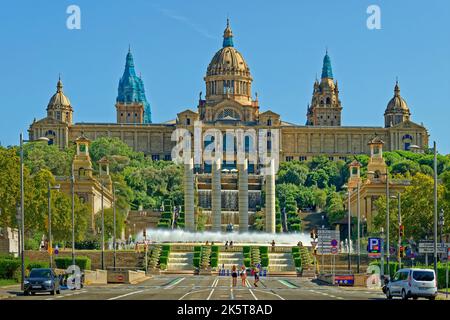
385,173,390,278
19,133,49,291
398,193,402,269
47,182,60,269
112,182,121,269
101,182,105,270
347,187,351,272
71,165,75,267
433,141,438,274
357,182,361,274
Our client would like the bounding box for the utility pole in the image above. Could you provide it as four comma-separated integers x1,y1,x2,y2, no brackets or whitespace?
101,182,105,270
433,141,438,274
357,182,361,274
71,164,75,267
398,193,402,269
386,173,390,278
347,188,351,272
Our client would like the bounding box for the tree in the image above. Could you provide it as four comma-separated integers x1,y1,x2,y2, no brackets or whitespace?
22,143,74,176
277,161,308,185
0,147,21,228
373,173,448,240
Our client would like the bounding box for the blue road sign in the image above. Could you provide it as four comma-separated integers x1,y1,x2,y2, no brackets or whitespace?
368,238,382,258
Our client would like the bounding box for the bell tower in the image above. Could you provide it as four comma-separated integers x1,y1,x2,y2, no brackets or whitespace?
306,51,342,126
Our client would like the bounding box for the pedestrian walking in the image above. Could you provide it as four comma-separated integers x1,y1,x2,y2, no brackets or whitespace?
231,265,238,287
225,241,228,251
230,241,233,248
240,265,247,286
271,240,275,252
253,264,260,287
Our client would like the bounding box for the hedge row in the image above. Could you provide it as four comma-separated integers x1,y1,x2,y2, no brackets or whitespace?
54,256,91,270
243,246,251,254
243,258,251,267
0,258,20,279
294,257,302,268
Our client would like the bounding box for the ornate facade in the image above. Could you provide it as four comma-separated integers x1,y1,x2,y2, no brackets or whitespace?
29,20,429,169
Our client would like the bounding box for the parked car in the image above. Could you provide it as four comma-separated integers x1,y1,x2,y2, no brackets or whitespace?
384,268,438,300
24,268,61,296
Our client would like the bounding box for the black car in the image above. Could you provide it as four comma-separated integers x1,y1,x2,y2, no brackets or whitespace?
24,268,61,295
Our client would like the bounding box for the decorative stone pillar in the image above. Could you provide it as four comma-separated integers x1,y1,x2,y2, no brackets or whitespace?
211,158,222,232
265,159,276,234
238,159,249,232
184,158,195,232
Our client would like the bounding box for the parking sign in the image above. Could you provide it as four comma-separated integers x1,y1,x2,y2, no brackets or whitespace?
368,238,382,258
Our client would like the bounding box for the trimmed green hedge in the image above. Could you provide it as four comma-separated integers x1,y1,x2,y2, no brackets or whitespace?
294,257,302,268
162,245,171,252
194,246,202,252
54,256,91,270
259,247,268,254
276,224,282,233
243,246,251,254
291,247,300,254
159,256,168,265
210,257,218,268
211,245,219,253
243,258,251,268
289,224,301,231
193,257,200,268
157,222,170,228
261,257,269,267
0,258,21,279
27,261,49,271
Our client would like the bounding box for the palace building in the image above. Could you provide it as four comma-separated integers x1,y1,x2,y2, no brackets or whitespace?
28,20,429,170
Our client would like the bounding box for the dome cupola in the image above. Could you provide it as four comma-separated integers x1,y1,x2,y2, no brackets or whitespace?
384,81,411,127
47,76,73,124
204,19,253,105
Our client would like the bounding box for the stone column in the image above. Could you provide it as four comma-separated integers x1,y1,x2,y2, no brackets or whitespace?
211,158,222,232
265,159,276,234
238,159,249,232
184,158,195,232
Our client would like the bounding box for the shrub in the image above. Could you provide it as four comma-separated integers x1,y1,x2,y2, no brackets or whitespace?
210,257,218,268
243,258,251,268
159,256,168,265
161,245,171,252
0,258,21,279
54,256,91,270
211,245,219,253
161,212,172,220
292,252,300,260
75,240,100,250
243,246,251,254
210,252,218,259
261,257,269,267
193,257,200,268
24,238,40,250
27,261,49,271
157,222,170,228
294,257,302,268
177,222,185,229
291,247,300,254
160,264,167,270
259,247,268,254
276,224,282,233
290,224,301,231
194,246,202,252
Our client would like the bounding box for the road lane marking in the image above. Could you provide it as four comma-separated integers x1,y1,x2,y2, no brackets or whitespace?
206,277,219,300
108,290,145,300
230,288,235,300
179,288,210,300
164,277,185,289
279,280,298,289
253,289,285,300
248,289,258,300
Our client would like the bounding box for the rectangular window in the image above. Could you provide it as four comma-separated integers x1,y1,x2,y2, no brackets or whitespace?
328,156,334,161
152,155,160,161
286,156,293,162
164,155,172,161
299,156,307,161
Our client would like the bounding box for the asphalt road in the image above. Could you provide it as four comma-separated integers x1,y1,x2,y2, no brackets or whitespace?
3,276,387,301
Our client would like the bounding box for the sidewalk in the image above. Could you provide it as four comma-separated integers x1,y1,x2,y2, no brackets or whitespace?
0,284,20,300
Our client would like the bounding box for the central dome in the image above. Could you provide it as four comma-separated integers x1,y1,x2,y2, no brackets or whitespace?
386,82,410,113
206,19,251,78
47,78,71,109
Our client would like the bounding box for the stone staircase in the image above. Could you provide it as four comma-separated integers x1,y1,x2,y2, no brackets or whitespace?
218,252,243,270
167,252,193,271
268,253,295,272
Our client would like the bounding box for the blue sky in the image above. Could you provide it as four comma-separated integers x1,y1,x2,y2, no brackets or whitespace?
0,0,449,153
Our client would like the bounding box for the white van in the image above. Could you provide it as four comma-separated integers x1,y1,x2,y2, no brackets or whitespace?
385,268,438,300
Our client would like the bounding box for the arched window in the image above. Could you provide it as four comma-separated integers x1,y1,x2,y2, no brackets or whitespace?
326,97,331,105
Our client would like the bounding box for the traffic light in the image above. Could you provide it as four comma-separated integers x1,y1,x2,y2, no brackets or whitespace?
399,225,404,237
399,246,405,258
